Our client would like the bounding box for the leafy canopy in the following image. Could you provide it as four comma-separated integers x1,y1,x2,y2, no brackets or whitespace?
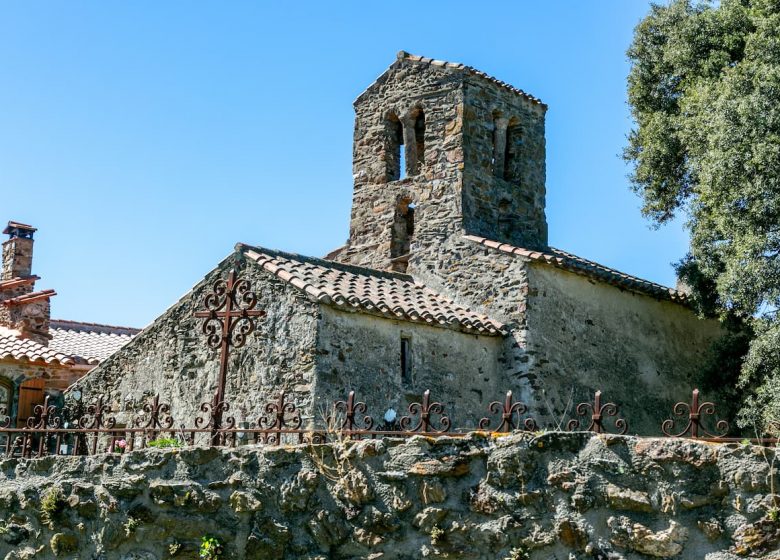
625,0,780,430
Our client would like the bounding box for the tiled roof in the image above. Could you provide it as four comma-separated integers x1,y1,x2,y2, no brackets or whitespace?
356,51,547,108
49,320,140,365
241,244,505,335
464,235,689,304
0,332,75,365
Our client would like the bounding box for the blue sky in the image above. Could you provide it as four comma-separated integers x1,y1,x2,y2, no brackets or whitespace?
0,1,684,328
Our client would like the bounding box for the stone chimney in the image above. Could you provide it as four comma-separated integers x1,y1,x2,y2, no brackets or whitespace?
0,221,54,345
2,221,36,281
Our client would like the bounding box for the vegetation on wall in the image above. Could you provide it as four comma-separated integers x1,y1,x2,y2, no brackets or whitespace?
625,0,780,433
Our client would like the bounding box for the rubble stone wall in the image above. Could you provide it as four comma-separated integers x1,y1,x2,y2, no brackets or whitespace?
525,264,724,434
0,433,777,559
71,258,322,427
312,306,504,428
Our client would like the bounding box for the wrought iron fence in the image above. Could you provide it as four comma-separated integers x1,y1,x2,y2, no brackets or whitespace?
0,387,776,460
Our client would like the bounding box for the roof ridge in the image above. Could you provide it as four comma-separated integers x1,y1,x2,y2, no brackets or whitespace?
237,243,415,282
355,51,546,108
49,319,141,335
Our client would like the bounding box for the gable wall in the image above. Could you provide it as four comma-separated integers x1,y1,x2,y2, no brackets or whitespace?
525,263,723,434
72,258,321,427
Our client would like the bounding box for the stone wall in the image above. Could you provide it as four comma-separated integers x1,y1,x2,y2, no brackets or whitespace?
0,433,777,559
461,77,547,249
339,57,465,271
71,257,321,427
524,264,724,434
313,306,504,428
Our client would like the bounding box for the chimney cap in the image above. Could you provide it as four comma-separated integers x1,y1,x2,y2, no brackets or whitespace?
3,221,36,239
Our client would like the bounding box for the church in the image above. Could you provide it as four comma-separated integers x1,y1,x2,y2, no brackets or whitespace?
73,52,722,434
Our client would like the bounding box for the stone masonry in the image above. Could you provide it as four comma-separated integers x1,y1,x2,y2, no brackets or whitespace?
74,52,724,435
0,434,778,559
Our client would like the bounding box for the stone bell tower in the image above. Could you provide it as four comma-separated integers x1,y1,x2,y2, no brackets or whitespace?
334,52,548,272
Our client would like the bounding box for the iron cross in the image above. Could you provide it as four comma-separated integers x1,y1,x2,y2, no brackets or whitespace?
194,268,266,414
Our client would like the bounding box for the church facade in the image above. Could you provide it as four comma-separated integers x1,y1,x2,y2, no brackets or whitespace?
73,52,722,433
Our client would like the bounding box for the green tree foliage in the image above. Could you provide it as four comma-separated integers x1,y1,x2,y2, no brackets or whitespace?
625,0,780,432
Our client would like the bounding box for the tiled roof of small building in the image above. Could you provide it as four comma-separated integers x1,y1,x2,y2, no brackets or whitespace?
356,51,547,108
49,320,141,365
0,332,75,365
241,244,505,335
464,235,689,304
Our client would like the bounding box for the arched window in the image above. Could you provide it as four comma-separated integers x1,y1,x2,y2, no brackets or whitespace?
411,108,425,175
390,197,415,272
386,113,404,182
503,119,522,183
492,114,508,179
0,377,13,419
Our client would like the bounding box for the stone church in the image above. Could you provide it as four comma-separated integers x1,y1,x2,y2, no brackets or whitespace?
74,52,721,433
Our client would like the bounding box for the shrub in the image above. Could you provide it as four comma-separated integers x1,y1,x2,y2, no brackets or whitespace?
147,437,182,449
199,535,223,559
39,487,66,528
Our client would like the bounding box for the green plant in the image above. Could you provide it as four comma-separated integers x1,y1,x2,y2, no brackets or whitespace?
39,487,66,528
768,507,779,524
741,439,751,446
199,535,223,559
147,437,182,449
504,547,529,560
124,516,140,536
168,540,182,556
430,525,445,546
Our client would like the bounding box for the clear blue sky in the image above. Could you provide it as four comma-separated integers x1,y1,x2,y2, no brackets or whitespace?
0,1,684,329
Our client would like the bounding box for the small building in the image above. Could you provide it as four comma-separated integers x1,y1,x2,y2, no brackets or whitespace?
0,221,139,425
73,53,722,433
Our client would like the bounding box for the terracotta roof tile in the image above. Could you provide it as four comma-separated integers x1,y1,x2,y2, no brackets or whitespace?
2,289,56,306
241,245,505,336
0,276,39,290
0,333,75,365
464,235,688,304
49,320,140,365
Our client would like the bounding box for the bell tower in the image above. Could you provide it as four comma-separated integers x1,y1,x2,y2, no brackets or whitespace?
334,52,548,272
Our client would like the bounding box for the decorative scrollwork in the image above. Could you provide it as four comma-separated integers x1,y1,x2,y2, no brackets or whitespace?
195,395,236,431
399,390,451,434
567,390,627,435
0,406,10,429
78,396,116,430
662,388,729,439
195,270,265,350
26,395,61,429
257,391,302,445
478,390,537,433
133,394,174,430
333,391,374,432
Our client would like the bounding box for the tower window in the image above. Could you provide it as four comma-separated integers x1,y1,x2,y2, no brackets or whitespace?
492,115,509,179
390,198,415,272
386,113,404,181
504,120,522,183
400,336,412,382
411,109,425,175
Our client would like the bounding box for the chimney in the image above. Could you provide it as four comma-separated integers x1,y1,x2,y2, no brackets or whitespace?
2,221,36,281
0,221,53,345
